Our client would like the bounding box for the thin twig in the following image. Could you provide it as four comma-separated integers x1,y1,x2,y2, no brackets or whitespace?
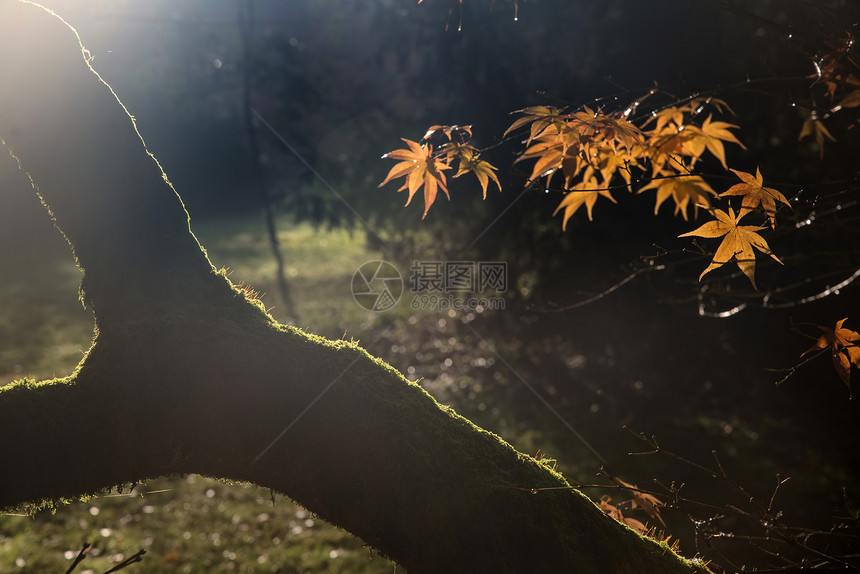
65,543,90,574
102,549,146,573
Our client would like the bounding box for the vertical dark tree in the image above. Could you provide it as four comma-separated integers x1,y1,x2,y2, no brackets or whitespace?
238,0,297,321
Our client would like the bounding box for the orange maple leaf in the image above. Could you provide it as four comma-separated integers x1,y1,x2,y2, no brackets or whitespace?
682,115,745,169
645,106,686,133
553,169,616,229
504,106,566,143
679,206,782,288
720,167,790,228
595,147,639,190
799,116,836,159
423,124,472,142
802,318,860,395
643,121,690,176
515,125,568,184
454,149,501,198
567,106,643,151
379,138,451,218
639,174,716,220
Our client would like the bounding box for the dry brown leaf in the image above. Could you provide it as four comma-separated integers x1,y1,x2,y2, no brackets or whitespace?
837,89,860,109
613,478,666,527
799,116,836,159
802,318,860,395
599,495,624,522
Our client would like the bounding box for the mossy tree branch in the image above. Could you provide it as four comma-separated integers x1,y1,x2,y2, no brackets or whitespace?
0,2,708,572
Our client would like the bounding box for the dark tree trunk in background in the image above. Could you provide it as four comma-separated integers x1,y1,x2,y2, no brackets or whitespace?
239,0,297,322
0,3,708,572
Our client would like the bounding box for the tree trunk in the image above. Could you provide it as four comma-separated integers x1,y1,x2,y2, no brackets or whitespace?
0,3,708,572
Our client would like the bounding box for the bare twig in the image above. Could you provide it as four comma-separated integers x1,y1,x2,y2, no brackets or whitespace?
102,549,146,573
65,543,90,574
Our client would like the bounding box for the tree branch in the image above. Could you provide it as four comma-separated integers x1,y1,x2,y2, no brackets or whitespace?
0,2,709,572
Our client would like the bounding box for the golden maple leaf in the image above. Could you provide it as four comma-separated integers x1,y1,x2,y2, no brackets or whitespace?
423,124,472,142
639,174,716,220
515,126,567,184
643,122,690,176
454,149,501,198
379,138,451,218
567,106,643,151
798,116,836,159
720,167,790,228
682,115,745,169
679,206,782,288
802,318,860,395
504,106,566,143
646,106,686,133
595,147,639,191
553,169,616,229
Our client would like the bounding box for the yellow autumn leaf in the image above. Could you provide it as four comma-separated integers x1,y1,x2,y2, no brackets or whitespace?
683,115,745,169
514,123,588,188
553,170,616,229
679,207,782,289
720,167,790,228
652,107,685,132
643,122,693,176
454,149,501,198
379,138,451,218
504,106,566,143
639,174,716,220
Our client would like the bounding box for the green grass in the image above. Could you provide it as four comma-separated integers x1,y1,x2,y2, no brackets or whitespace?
0,214,403,573
0,476,397,573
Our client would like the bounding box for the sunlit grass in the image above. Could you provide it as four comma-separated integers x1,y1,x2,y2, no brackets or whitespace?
0,213,400,573
0,476,397,573
193,217,415,339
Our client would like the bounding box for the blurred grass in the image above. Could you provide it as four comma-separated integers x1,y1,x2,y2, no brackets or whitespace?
0,214,403,573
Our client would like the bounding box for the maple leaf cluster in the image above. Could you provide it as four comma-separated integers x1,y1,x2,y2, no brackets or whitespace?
380,100,795,288
500,98,794,289
378,125,500,218
378,60,857,391
504,98,745,228
680,168,790,289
